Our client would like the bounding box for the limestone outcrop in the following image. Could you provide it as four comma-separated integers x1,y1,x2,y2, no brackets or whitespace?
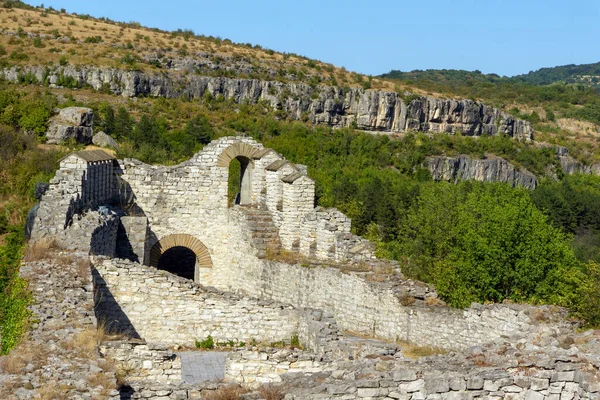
2,66,532,140
427,155,538,189
92,131,119,149
45,106,94,144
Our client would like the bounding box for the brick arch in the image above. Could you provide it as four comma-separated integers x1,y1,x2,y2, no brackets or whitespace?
149,234,212,269
216,143,261,167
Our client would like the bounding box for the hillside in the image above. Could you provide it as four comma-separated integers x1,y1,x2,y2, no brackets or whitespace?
0,0,600,374
381,61,600,90
513,61,600,89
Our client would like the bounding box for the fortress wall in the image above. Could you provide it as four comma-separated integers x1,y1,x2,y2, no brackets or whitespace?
32,154,115,241
239,260,558,350
93,259,301,346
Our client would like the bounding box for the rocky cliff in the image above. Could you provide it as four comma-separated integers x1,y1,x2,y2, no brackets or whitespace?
1,65,533,140
427,155,538,189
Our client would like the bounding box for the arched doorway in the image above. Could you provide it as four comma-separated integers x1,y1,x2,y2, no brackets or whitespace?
149,234,212,282
157,246,196,280
216,142,260,206
228,156,253,206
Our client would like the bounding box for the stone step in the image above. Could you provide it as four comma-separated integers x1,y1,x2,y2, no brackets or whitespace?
240,206,282,258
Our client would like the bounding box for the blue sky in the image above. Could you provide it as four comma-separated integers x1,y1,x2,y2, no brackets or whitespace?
23,0,600,77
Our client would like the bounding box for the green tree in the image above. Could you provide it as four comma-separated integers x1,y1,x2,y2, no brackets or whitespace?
113,106,133,139
184,114,214,145
392,182,579,308
97,103,115,135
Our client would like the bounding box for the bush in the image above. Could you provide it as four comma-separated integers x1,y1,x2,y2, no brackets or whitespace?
573,262,600,327
83,35,102,44
9,50,29,61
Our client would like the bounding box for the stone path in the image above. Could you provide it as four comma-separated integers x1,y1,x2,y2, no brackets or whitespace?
179,351,229,384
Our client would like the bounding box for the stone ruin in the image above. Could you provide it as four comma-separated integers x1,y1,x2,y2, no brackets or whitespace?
23,136,600,399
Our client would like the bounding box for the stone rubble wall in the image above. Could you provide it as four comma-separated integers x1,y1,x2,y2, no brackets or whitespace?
0,65,533,140
238,260,565,351
31,154,115,241
36,210,119,256
93,258,302,346
225,348,330,389
116,216,148,264
280,176,315,251
284,360,600,400
99,341,182,384
118,136,379,269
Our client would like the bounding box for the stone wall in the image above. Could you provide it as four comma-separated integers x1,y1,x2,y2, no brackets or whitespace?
225,348,329,389
45,210,119,256
116,216,148,263
99,341,181,384
237,260,566,351
31,152,116,241
114,136,379,289
93,258,301,346
283,359,600,399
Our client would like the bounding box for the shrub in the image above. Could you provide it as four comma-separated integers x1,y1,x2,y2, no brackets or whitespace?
9,50,29,61
83,35,102,44
58,55,68,66
573,262,600,328
32,37,43,48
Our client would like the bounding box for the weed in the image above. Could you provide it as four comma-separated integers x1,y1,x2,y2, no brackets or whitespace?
195,335,214,349
290,334,301,349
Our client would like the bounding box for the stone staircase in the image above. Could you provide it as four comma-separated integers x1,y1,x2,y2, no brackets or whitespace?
239,206,282,258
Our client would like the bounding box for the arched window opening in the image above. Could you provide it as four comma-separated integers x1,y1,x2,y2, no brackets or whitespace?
228,156,252,206
157,246,196,280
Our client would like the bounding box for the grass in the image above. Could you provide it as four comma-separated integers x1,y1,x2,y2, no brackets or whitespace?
396,340,448,359
0,341,49,374
258,384,287,400
0,6,391,91
22,237,60,261
203,384,247,400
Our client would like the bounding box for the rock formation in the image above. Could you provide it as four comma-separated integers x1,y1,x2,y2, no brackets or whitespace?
2,66,533,140
92,131,119,149
45,106,94,144
427,155,538,189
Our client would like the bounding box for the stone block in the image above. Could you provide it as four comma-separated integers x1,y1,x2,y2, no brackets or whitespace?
394,371,418,382
400,379,425,393
426,378,450,394
467,376,484,390
524,391,544,400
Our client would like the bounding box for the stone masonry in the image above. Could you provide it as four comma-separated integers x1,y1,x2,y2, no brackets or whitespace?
25,135,600,399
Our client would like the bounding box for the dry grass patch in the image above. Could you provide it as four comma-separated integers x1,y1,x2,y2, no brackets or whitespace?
23,238,60,261
87,371,116,391
115,362,137,387
0,342,49,374
258,384,287,400
397,340,447,359
204,384,248,400
38,383,69,400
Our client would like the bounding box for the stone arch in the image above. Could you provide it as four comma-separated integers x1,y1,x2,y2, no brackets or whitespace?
215,143,260,167
149,234,212,272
